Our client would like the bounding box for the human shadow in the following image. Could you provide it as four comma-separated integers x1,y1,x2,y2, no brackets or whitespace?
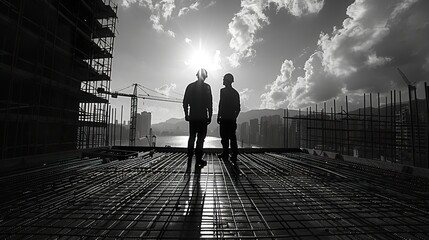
178,168,204,239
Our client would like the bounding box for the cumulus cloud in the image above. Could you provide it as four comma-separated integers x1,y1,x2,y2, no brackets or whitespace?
261,59,295,108
155,83,177,97
261,0,429,110
213,50,222,71
318,0,427,92
227,0,325,67
121,0,177,38
239,88,253,111
185,38,192,44
178,1,199,16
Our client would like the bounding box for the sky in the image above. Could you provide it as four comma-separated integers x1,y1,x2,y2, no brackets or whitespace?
109,0,429,123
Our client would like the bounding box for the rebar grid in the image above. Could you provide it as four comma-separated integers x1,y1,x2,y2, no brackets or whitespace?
1,152,428,239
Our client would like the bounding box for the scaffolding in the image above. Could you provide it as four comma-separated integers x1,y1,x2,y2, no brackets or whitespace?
282,84,429,169
0,0,117,167
77,0,118,149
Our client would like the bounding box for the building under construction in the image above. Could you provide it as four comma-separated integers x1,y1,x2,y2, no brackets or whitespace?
1,0,429,238
0,0,117,170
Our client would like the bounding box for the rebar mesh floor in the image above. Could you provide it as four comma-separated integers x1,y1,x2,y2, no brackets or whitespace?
1,152,429,239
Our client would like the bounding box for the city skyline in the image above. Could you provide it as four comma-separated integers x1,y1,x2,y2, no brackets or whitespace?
110,0,429,123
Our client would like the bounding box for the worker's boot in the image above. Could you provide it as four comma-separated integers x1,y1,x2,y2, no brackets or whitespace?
195,154,207,168
230,154,237,165
217,152,229,161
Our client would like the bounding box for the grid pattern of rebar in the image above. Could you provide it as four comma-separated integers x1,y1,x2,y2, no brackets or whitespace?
1,152,428,239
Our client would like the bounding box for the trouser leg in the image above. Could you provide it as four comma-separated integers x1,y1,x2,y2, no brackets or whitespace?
230,122,238,158
195,122,207,162
187,122,197,165
220,123,229,157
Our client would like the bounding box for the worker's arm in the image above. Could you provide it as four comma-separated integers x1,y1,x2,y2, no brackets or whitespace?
207,85,213,124
235,90,241,119
183,85,190,121
217,89,222,124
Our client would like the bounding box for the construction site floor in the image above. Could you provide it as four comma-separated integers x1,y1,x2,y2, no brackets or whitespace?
1,151,429,239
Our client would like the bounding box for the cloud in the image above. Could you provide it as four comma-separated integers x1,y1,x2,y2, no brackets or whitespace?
261,0,429,110
178,1,199,16
155,83,177,97
227,0,325,67
121,0,177,38
261,52,343,109
317,0,427,92
185,38,192,44
239,88,254,111
260,59,295,108
213,50,222,71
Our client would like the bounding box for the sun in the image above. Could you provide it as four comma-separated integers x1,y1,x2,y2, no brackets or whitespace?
185,40,221,72
188,49,211,70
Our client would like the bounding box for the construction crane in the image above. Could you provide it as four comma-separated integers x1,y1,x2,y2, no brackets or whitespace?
397,67,417,88
97,83,182,146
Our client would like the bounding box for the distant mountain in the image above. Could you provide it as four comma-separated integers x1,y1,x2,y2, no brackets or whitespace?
152,108,300,136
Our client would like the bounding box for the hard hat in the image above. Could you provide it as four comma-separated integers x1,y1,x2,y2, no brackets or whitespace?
223,73,234,83
196,68,208,79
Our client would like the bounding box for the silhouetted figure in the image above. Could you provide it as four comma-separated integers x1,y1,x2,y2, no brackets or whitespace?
183,68,213,170
217,73,240,163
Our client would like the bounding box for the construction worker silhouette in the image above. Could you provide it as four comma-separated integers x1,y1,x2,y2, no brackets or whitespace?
183,68,213,170
217,73,240,163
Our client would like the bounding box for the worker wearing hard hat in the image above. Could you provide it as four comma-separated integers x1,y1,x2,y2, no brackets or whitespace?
217,73,240,164
183,68,213,170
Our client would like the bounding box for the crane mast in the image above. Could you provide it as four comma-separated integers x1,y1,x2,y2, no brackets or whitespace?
129,84,138,146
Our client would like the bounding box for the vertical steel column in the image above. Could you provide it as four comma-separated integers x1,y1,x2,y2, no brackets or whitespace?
346,96,350,156
414,87,422,164
393,90,397,162
399,91,403,164
378,93,381,160
306,108,309,148
298,109,301,148
341,105,344,155
129,84,138,146
114,108,117,146
363,94,366,158
323,102,326,152
333,99,337,153
425,82,429,168
120,105,123,146
286,109,289,148
370,93,374,160
283,109,286,148
408,85,416,166
309,106,312,149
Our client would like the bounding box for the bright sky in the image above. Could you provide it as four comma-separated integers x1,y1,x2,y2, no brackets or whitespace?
110,0,429,123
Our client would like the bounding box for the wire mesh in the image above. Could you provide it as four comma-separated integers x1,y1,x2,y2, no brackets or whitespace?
1,151,428,239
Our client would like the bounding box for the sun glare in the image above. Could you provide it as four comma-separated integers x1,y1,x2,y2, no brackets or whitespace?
185,39,221,72
188,50,211,69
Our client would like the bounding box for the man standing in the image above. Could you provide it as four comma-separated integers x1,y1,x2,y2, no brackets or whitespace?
183,68,213,169
217,73,240,163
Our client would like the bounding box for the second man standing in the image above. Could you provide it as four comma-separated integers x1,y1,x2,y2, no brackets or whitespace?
217,73,240,163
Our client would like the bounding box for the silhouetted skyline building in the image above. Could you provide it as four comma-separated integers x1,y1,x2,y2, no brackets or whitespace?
249,118,259,145
137,111,151,138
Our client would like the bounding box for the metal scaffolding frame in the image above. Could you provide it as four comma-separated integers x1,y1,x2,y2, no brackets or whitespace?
281,84,429,168
77,0,118,149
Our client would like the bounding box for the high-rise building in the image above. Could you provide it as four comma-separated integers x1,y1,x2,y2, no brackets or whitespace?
136,111,151,138
260,115,282,147
240,122,249,146
249,118,259,145
0,0,117,168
